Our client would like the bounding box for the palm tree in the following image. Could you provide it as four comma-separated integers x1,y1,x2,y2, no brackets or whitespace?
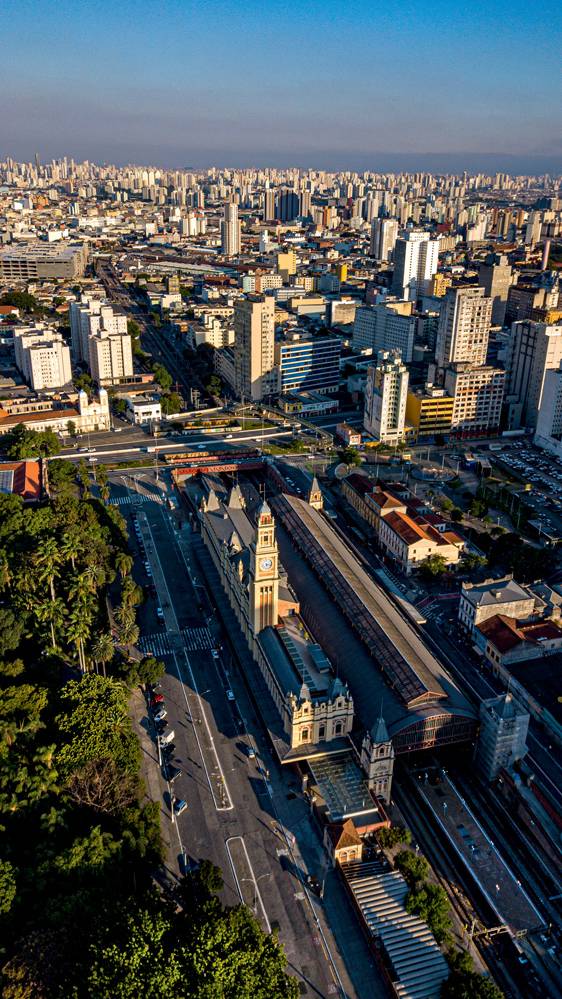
115,603,136,629
100,484,110,504
34,596,66,650
34,537,63,604
91,632,114,677
66,610,91,672
60,531,82,571
119,621,139,648
115,552,134,579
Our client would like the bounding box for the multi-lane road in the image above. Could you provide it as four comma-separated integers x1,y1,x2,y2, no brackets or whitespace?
111,469,381,999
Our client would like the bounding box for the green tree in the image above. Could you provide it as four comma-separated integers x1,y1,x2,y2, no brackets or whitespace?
127,319,141,340
74,372,93,396
115,551,134,579
91,633,115,677
66,420,77,437
0,607,24,656
469,498,488,519
160,391,182,415
152,363,173,392
3,424,60,459
56,674,140,778
0,859,17,914
450,507,463,523
48,458,77,496
442,967,504,999
0,290,43,314
378,826,412,849
419,554,448,579
406,882,452,943
394,850,430,887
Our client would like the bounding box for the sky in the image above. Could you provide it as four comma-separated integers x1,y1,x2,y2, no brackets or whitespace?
1,0,561,173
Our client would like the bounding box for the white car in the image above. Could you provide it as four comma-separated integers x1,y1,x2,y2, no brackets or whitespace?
154,708,167,722
211,649,219,659
226,689,235,701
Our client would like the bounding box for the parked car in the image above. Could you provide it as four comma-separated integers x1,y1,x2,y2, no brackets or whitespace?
153,708,167,722
246,745,256,759
166,766,182,783
150,693,164,706
159,729,175,746
174,798,188,816
226,689,235,701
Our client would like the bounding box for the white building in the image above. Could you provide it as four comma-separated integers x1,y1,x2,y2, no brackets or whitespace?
505,321,562,430
369,218,399,261
221,202,241,257
125,395,162,426
435,286,492,369
445,364,505,435
535,363,562,458
364,350,409,444
391,231,440,300
352,303,416,362
14,327,72,390
88,330,133,385
69,297,128,365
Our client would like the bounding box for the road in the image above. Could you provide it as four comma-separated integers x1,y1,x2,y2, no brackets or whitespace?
110,468,382,999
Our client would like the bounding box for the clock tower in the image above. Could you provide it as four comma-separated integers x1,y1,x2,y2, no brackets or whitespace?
249,499,279,634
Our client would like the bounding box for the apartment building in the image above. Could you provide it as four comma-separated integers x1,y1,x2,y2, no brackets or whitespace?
435,286,492,368
13,327,72,390
364,350,409,444
89,330,133,385
445,364,505,436
352,302,416,362
405,385,454,441
233,295,277,401
504,321,562,430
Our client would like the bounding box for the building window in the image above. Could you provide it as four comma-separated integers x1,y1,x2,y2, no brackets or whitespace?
335,721,342,735
301,729,309,743
318,725,325,740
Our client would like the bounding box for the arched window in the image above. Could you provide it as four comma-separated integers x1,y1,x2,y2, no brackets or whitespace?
335,722,342,735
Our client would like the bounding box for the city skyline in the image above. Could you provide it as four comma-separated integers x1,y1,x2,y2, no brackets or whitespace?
1,0,561,174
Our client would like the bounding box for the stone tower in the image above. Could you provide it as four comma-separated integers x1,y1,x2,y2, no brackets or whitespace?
360,709,395,805
249,499,279,634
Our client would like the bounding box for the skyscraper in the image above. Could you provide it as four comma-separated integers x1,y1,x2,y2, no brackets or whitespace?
435,286,492,369
221,202,241,257
505,321,562,429
233,295,277,401
369,218,399,261
391,231,440,300
478,253,513,326
363,350,409,444
276,189,300,222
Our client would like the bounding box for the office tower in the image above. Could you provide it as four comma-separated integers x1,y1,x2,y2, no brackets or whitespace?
275,331,341,395
478,253,513,326
476,693,528,781
363,350,409,443
505,321,562,429
276,188,300,222
435,286,492,368
370,218,399,261
233,295,277,401
505,276,559,326
444,364,505,435
391,231,440,300
221,202,241,256
352,303,416,363
88,330,133,385
263,189,276,222
13,328,72,390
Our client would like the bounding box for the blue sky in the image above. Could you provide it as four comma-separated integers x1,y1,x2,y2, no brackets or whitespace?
1,0,561,171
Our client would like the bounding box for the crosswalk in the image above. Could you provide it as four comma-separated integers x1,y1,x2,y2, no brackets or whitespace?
138,626,215,657
109,494,165,507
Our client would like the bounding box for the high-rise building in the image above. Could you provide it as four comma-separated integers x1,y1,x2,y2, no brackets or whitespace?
445,364,505,435
233,295,277,401
88,330,133,385
504,321,562,429
275,331,341,395
476,693,529,781
435,286,492,368
263,189,276,222
391,231,440,300
69,297,128,364
369,218,399,261
478,254,513,326
221,202,241,257
352,302,416,363
13,327,72,390
535,363,562,449
276,189,300,222
524,211,542,247
363,350,409,444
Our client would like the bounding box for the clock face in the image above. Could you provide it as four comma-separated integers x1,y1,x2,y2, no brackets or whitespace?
260,557,273,571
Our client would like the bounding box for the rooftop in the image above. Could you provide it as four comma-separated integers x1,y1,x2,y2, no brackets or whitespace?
462,575,532,608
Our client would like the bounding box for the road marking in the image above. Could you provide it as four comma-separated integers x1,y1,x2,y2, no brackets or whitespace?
225,836,271,935
174,649,233,812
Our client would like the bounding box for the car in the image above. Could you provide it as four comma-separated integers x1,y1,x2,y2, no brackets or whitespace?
167,766,183,782
78,446,89,452
162,742,175,756
226,689,235,701
153,708,167,722
156,606,164,619
225,434,233,439
246,745,256,758
150,693,165,705
306,874,322,896
211,649,219,659
174,798,188,816
159,729,175,746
